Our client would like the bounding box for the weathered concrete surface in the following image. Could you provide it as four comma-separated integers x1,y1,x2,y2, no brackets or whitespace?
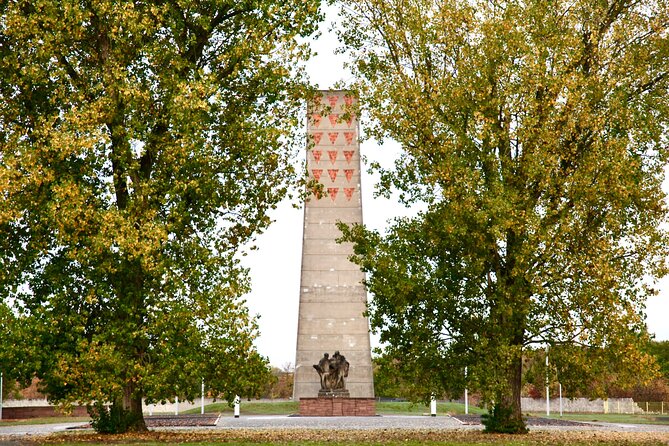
521,397,644,414
293,91,374,400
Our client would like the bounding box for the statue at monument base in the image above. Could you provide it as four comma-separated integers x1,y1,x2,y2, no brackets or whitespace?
300,350,375,416
313,351,350,398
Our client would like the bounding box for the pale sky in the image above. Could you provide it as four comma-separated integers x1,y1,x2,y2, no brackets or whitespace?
242,5,669,368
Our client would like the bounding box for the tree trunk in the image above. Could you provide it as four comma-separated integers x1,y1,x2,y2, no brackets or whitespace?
482,353,528,433
502,353,525,427
123,383,148,432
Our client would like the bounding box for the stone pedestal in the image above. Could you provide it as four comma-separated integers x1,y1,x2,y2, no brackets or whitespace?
293,90,375,400
299,397,376,417
318,389,350,398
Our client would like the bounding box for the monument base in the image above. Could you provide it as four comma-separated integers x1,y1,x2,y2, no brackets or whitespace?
318,389,350,398
299,397,376,416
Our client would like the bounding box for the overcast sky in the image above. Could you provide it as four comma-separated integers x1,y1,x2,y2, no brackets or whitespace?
242,5,669,368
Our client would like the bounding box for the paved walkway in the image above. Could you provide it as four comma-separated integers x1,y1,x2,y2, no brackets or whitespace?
0,422,87,437
1,415,669,438
211,415,669,433
215,414,469,430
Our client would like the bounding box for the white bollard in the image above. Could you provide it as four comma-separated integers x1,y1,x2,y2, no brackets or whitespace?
175,396,179,415
559,383,562,417
465,388,469,415
430,395,437,417
234,395,240,418
546,386,550,416
201,379,205,415
464,366,469,415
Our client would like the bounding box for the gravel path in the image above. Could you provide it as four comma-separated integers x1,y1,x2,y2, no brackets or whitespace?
451,414,592,426
146,415,220,427
0,422,86,437
211,415,466,431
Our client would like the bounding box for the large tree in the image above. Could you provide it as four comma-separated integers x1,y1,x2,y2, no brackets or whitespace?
0,0,321,432
338,0,669,432
648,340,669,379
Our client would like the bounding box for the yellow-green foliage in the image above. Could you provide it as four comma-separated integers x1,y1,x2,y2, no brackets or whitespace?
0,0,323,431
337,0,669,432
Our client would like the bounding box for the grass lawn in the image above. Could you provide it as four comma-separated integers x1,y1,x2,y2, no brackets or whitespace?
182,399,297,415
375,401,487,415
182,400,487,416
533,411,669,425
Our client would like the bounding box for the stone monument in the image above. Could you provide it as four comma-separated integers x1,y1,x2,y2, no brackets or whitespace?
294,90,375,416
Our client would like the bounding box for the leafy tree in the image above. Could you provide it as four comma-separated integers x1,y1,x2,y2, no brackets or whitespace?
647,340,669,380
0,0,322,432
259,363,294,399
338,0,669,433
373,350,429,400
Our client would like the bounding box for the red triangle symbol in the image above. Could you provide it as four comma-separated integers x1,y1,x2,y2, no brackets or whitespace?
328,132,338,144
328,169,338,182
312,169,323,181
346,115,354,127
328,150,338,164
328,187,339,201
344,132,355,145
343,150,354,163
344,188,355,201
313,150,322,163
344,95,354,107
344,169,354,182
312,132,323,145
328,95,339,108
312,113,322,128
328,114,339,126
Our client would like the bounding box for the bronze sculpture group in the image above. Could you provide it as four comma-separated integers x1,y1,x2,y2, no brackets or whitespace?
313,351,350,394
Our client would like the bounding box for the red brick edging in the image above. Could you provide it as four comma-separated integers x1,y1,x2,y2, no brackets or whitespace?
1,406,88,419
299,397,376,416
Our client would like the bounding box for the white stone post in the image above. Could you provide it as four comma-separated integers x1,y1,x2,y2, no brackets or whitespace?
430,394,437,417
234,395,240,418
464,366,469,415
201,379,205,415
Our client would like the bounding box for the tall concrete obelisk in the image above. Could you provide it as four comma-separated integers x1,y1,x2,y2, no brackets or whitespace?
293,91,374,399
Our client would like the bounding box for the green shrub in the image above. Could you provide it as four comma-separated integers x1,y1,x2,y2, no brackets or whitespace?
481,404,528,434
87,401,141,434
